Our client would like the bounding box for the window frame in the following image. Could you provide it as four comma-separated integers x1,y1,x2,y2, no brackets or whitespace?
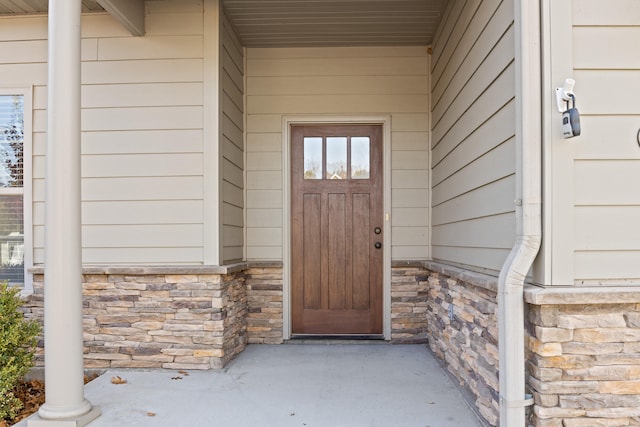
0,87,33,293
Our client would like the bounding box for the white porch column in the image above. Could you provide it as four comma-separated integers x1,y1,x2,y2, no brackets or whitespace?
29,0,100,425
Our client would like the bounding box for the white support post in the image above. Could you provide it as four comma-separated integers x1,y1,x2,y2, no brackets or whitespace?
28,0,101,425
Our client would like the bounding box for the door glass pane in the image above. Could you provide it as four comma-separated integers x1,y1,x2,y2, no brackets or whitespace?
303,137,322,179
351,137,370,179
326,137,347,179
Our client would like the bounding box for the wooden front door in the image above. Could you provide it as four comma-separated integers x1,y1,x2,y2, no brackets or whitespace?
291,124,383,335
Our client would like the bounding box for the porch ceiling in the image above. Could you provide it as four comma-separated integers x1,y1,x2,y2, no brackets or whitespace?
0,0,448,47
0,0,104,14
222,0,448,47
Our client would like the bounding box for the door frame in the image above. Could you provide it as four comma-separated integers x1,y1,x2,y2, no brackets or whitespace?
281,115,392,340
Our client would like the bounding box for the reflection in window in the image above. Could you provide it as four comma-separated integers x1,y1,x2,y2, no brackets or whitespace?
326,137,347,179
0,95,24,285
303,137,322,179
351,137,370,179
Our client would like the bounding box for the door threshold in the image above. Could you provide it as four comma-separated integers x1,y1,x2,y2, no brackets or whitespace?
288,334,387,344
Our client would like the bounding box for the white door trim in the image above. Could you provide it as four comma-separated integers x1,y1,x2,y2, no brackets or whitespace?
281,115,392,340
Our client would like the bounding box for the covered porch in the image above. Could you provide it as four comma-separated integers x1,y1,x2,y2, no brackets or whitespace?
16,344,486,427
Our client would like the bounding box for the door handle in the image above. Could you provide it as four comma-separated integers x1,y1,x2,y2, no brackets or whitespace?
374,242,382,249
374,227,381,234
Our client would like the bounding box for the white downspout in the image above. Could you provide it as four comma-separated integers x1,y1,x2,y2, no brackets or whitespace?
498,0,542,426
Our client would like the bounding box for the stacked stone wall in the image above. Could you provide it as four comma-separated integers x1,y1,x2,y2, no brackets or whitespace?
246,264,284,344
526,299,640,427
390,264,429,343
423,263,500,426
24,267,247,370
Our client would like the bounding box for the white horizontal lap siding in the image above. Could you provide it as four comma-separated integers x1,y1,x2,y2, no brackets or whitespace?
569,0,640,283
8,2,207,266
245,46,430,261
429,0,516,274
221,15,245,263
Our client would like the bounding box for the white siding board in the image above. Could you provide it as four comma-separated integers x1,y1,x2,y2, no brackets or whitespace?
146,12,204,36
575,206,640,251
81,83,203,108
391,170,429,189
82,153,202,177
246,171,282,190
247,228,283,247
222,158,243,188
247,209,282,228
81,224,203,247
392,208,429,227
570,116,640,159
82,59,203,84
82,130,202,155
222,139,244,168
575,251,640,281
430,0,515,272
392,189,430,208
430,0,464,68
81,248,203,265
222,181,244,209
432,141,515,206
82,177,203,201
432,214,515,248
574,160,640,205
82,106,203,131
432,101,514,173
391,227,428,246
574,27,640,69
247,57,428,77
391,131,429,151
390,114,430,132
430,0,482,87
573,0,640,26
247,133,282,152
432,26,514,128
97,35,203,61
0,63,47,85
246,190,282,209
392,246,429,260
573,70,640,114
146,0,203,14
246,46,429,260
432,176,514,225
246,46,428,60
432,63,515,146
247,152,281,171
223,225,243,247
82,200,203,224
246,246,282,260
248,94,428,115
391,151,429,170
223,204,244,228
247,76,428,96
431,0,511,105
223,71,243,111
433,246,510,274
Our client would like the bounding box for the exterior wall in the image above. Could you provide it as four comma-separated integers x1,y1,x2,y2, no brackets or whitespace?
423,262,500,426
246,264,284,344
547,0,640,285
24,266,248,370
221,14,245,263
429,0,516,274
525,289,640,427
0,2,210,266
245,46,431,261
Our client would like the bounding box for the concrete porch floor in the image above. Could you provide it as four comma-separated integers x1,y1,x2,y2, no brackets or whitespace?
19,344,486,427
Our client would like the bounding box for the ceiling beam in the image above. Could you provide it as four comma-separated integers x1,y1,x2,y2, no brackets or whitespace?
97,0,145,36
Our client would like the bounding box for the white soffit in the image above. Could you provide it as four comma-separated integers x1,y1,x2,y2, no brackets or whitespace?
223,0,448,47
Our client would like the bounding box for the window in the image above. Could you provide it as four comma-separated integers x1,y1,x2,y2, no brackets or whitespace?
0,89,32,290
